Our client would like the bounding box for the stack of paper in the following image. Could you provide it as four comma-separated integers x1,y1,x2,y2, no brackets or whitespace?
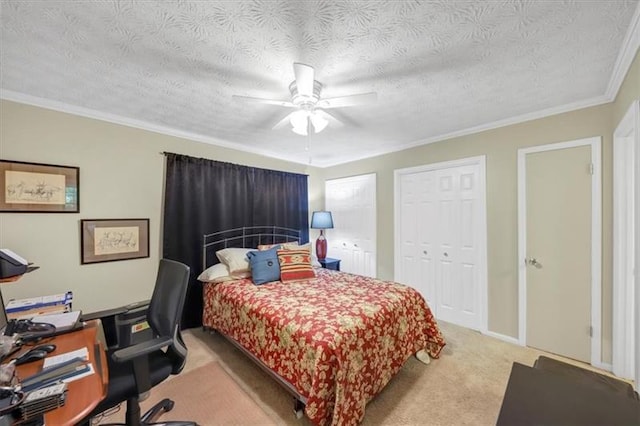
33,311,81,332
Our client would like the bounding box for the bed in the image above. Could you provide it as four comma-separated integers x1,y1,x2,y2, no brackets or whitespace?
200,227,446,425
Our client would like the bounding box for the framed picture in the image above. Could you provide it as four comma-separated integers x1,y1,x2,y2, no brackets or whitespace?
0,159,79,213
81,219,150,264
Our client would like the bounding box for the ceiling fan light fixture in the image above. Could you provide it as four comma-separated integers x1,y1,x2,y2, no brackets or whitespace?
290,109,309,128
310,112,328,133
292,124,308,136
234,63,376,136
289,110,328,135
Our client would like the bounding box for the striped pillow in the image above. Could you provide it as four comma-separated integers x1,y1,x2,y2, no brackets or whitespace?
277,248,315,282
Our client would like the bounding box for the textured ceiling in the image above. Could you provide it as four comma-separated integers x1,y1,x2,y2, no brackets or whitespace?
1,1,638,167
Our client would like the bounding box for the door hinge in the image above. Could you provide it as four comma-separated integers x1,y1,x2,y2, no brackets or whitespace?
588,163,594,175
589,325,593,337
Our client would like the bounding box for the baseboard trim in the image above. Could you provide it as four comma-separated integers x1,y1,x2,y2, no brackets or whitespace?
484,330,614,372
592,361,613,372
483,330,521,346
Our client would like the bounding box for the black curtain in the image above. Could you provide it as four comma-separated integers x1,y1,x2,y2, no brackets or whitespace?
162,153,309,328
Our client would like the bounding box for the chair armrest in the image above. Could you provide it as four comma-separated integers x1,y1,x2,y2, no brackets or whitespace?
81,300,151,349
111,336,173,363
80,307,129,322
81,300,151,322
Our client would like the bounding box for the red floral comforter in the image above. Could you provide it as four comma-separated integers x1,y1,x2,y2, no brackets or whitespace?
202,268,445,425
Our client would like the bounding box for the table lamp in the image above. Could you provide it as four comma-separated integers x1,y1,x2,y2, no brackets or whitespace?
310,211,334,261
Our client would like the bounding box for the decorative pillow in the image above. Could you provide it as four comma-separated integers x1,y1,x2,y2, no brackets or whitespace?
216,248,255,277
284,242,321,267
197,263,231,283
247,247,281,285
277,248,316,282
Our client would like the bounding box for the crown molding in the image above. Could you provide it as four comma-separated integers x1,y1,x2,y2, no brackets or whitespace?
0,90,304,166
316,93,612,168
605,1,640,100
0,88,617,169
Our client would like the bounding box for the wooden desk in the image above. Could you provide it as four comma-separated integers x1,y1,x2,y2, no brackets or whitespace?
13,320,108,425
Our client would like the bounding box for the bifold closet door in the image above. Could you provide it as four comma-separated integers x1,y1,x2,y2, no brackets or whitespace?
325,173,376,277
398,171,437,307
398,163,483,330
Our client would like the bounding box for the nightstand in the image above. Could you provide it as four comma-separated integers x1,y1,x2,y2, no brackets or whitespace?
318,257,341,271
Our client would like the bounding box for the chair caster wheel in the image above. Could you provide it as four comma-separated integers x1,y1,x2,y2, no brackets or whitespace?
161,398,174,412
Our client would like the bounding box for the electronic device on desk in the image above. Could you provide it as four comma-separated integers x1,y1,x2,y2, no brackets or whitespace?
16,382,67,424
18,312,83,344
3,320,55,339
0,249,39,280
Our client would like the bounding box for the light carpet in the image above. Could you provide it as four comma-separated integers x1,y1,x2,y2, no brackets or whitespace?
99,321,620,425
97,360,278,425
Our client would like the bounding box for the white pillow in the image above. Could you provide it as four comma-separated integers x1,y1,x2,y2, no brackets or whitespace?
216,248,254,276
197,263,233,283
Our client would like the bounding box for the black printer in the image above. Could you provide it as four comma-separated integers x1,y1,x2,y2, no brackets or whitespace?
0,249,38,279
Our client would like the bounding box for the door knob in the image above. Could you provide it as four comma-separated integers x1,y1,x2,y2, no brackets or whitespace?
526,257,543,269
423,250,427,255
444,252,448,257
354,243,358,247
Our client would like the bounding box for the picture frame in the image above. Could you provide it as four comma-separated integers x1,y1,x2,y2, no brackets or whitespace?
0,159,80,213
81,219,150,264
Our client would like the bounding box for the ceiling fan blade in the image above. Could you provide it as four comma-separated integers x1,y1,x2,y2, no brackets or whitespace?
315,109,344,127
293,62,315,98
319,92,377,109
232,95,295,108
272,111,296,130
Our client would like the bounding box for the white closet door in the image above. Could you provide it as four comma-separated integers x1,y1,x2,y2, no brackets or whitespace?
325,174,376,277
398,171,437,306
395,157,486,331
435,168,457,323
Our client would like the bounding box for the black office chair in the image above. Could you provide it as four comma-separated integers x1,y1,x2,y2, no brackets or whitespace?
81,259,197,426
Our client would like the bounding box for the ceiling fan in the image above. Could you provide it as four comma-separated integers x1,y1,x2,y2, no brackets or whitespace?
233,63,377,135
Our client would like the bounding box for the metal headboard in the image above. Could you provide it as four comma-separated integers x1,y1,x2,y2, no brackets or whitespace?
202,226,301,271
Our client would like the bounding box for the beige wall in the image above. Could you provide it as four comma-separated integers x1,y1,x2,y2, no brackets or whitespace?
319,50,639,364
0,100,321,313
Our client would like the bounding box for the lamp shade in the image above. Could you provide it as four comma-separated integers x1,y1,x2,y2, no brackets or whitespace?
310,211,334,229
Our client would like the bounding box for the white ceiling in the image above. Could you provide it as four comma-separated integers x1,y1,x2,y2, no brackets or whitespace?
1,1,638,167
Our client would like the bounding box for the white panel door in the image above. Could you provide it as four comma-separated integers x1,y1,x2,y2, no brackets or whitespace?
435,168,457,323
434,166,481,328
325,174,376,277
395,157,486,331
456,165,482,329
398,171,437,306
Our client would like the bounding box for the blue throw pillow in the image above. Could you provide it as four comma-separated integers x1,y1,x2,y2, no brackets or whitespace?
246,247,280,285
